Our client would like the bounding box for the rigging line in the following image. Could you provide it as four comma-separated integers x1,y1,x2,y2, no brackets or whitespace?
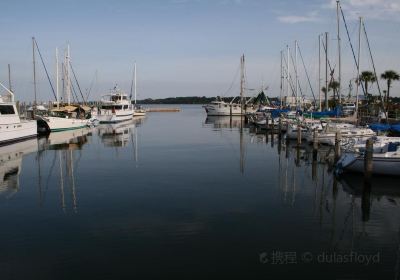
281,55,296,96
339,4,366,96
297,43,317,103
362,21,387,119
70,78,79,103
221,63,241,97
42,151,58,204
33,38,57,100
69,62,86,104
289,50,306,98
86,70,97,100
282,66,296,97
320,38,334,74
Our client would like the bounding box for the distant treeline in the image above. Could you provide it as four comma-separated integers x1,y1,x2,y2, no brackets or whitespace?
137,96,225,104
136,96,280,104
135,96,400,105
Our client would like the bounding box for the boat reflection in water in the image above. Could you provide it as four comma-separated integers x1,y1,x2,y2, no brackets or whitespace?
39,127,91,150
0,138,38,199
204,116,244,129
97,117,145,148
339,173,400,222
37,128,92,212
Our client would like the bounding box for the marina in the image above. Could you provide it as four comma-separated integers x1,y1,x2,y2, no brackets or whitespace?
1,0,400,279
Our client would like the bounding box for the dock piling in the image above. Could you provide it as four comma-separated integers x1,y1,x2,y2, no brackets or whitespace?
313,129,318,161
334,131,341,163
364,138,373,180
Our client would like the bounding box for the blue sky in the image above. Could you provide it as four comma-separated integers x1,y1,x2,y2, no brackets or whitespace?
1,0,399,102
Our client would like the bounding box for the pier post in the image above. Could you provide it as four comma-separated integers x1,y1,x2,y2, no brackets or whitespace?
334,131,341,163
271,117,275,131
313,129,318,161
278,118,282,139
270,129,274,148
364,138,373,180
265,115,269,131
297,124,302,146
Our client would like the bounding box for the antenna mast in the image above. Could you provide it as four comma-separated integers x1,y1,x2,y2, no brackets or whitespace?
337,0,342,104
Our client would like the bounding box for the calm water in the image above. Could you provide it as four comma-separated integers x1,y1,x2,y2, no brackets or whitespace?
0,105,399,279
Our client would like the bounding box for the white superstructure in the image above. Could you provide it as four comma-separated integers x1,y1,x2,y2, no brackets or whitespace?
0,83,37,145
98,86,134,123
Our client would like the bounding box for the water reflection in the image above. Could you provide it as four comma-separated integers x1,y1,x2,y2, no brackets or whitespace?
204,116,247,174
0,138,38,198
97,117,145,148
204,116,243,129
0,108,399,279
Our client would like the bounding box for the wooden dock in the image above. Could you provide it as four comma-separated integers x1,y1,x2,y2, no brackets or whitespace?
147,108,181,112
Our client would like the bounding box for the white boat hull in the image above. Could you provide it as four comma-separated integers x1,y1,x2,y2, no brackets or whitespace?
338,152,400,176
97,110,134,123
37,116,89,132
204,104,256,116
0,120,37,145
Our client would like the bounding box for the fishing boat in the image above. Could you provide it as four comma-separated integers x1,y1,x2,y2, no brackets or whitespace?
204,55,256,116
0,82,37,145
97,86,134,123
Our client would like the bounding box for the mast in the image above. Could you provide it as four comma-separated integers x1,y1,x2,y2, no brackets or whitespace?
280,50,283,108
32,37,37,112
240,54,245,115
134,62,137,105
8,64,12,92
337,0,342,104
318,34,322,111
355,17,362,117
66,44,71,105
56,48,59,109
287,45,290,107
295,40,299,109
325,32,329,110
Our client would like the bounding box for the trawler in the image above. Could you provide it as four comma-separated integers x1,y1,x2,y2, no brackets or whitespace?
0,82,37,144
97,86,134,123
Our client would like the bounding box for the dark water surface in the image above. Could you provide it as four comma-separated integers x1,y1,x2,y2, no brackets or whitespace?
0,105,399,279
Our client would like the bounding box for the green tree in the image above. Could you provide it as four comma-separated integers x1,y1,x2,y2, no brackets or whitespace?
381,70,400,112
328,80,340,103
358,71,376,96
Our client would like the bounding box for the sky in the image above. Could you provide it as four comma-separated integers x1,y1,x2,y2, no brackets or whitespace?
0,0,399,102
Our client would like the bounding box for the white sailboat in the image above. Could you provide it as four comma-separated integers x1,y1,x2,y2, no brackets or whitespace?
35,44,89,132
132,63,146,117
0,82,37,145
304,122,375,146
337,142,400,176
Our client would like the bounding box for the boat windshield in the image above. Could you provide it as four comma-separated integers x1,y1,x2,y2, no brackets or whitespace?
0,105,15,115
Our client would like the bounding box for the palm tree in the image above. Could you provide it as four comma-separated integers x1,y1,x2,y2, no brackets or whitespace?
321,86,331,110
358,71,376,96
381,70,400,111
329,80,340,103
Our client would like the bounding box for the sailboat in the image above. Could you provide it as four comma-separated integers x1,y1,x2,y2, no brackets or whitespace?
132,63,146,117
35,42,89,132
204,54,256,116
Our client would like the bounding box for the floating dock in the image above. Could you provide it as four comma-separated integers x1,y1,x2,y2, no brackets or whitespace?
147,108,180,112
